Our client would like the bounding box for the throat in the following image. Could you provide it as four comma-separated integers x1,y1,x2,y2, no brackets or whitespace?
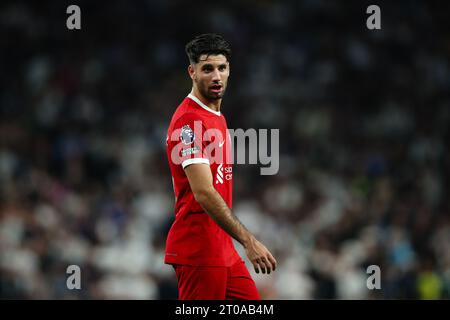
190,90,222,114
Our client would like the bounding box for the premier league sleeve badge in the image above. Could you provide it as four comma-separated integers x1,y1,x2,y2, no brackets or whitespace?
180,125,195,145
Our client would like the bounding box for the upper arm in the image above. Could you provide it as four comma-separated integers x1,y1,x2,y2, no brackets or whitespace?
169,112,215,197
169,113,211,170
184,163,214,196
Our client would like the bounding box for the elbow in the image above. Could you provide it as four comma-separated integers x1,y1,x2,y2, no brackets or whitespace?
193,187,214,205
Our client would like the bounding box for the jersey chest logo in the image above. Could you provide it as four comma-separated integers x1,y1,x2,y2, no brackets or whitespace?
215,164,232,184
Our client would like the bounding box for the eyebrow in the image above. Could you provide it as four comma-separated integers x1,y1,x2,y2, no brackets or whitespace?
201,63,227,69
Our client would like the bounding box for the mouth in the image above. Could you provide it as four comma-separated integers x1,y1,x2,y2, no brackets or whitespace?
209,84,223,94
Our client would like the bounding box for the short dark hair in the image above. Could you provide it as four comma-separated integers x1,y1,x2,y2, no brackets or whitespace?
185,33,231,64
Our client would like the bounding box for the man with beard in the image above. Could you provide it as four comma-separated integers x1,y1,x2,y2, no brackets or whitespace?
165,33,277,300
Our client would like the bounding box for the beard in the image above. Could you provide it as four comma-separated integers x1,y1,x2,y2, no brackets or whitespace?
196,79,226,101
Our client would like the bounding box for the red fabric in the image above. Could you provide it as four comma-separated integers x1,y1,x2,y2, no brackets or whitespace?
174,259,260,300
165,95,240,267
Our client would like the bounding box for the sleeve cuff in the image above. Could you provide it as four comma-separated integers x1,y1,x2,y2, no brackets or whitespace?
181,158,210,169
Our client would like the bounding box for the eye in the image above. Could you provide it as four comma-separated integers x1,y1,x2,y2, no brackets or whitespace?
219,65,227,71
203,66,213,73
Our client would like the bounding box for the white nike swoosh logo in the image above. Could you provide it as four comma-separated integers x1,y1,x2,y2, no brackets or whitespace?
219,141,225,147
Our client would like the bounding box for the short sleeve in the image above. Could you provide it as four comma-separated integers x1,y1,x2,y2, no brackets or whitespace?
168,113,210,169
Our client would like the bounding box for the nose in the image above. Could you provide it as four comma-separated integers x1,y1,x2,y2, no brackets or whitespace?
211,68,221,82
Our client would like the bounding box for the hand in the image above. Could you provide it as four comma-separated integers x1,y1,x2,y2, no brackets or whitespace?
244,236,277,274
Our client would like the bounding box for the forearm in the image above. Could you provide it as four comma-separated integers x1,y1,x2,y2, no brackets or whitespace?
195,188,254,247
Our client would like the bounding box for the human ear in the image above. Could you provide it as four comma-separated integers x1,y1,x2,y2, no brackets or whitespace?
188,64,195,80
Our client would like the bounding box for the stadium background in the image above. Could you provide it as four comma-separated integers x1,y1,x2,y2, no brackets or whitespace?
1,0,449,299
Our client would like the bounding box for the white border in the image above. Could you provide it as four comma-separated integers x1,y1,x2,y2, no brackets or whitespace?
181,157,210,169
188,93,221,116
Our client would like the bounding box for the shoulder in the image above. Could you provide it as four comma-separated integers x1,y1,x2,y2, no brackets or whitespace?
173,100,212,128
170,96,219,129
173,111,208,129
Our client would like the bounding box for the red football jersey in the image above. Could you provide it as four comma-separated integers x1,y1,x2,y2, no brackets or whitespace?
165,93,240,267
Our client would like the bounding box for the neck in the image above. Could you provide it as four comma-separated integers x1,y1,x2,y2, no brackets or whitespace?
191,88,221,112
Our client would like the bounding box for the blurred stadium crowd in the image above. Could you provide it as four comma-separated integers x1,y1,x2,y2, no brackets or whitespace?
1,0,449,299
